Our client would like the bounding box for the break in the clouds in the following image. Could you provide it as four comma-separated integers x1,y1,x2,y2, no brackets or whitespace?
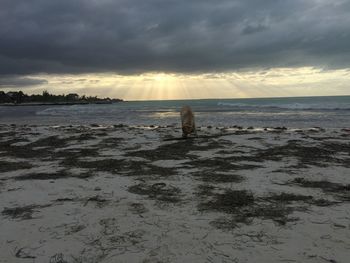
1,0,350,75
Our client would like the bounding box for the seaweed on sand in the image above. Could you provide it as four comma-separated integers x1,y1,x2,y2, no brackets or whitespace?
64,158,124,172
199,190,254,214
291,178,350,201
192,170,244,183
62,156,176,178
195,184,216,197
121,160,177,177
54,195,110,208
188,158,260,172
245,204,295,226
202,187,345,230
0,161,33,173
129,203,148,214
0,131,17,139
56,148,100,160
76,133,96,141
29,136,71,148
14,170,92,180
99,137,124,147
126,139,223,161
128,183,182,203
2,204,51,220
198,189,304,228
15,248,36,259
0,135,80,159
265,192,313,203
84,195,109,208
251,140,349,167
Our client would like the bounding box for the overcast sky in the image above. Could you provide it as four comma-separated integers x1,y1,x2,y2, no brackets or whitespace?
0,0,350,98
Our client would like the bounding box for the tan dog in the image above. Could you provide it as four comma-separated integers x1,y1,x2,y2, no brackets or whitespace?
180,105,197,138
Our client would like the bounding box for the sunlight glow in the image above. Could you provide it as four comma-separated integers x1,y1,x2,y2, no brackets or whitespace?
3,67,350,100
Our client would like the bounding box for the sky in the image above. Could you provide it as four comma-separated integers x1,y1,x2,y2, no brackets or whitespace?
0,0,350,100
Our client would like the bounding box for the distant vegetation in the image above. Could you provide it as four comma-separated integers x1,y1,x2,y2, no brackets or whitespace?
0,90,123,104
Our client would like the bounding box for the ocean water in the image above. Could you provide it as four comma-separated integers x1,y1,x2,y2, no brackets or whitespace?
0,96,349,128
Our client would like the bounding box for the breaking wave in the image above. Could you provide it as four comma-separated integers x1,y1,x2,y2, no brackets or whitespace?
217,102,350,111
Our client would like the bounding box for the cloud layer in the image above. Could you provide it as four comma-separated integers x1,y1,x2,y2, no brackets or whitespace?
1,0,350,75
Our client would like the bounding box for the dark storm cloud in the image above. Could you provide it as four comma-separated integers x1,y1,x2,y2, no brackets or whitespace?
0,75,48,87
0,0,349,75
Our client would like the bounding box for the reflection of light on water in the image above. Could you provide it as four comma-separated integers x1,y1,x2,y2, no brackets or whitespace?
150,112,179,118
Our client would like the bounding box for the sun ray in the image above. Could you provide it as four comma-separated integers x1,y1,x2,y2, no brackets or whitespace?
13,68,350,100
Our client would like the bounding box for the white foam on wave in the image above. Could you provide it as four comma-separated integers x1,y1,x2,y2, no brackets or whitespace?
36,105,125,116
217,102,350,110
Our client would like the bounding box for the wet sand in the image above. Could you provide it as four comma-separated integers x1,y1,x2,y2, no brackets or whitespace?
0,124,349,262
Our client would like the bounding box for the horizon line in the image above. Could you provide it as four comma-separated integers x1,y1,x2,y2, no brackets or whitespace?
125,94,350,102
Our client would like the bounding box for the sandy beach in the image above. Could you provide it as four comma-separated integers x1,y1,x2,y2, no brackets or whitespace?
0,124,349,263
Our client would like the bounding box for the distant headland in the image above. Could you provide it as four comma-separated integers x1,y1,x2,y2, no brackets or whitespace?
0,90,123,105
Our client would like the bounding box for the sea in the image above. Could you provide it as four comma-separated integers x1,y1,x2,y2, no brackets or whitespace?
0,96,349,128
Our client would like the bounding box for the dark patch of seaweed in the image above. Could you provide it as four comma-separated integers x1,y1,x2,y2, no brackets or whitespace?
2,204,51,220
251,140,349,167
291,178,350,201
126,139,223,161
199,190,254,214
197,188,332,229
61,156,176,178
193,170,244,183
128,183,182,203
0,135,80,159
0,161,33,173
14,170,93,180
99,137,124,147
188,158,261,171
195,184,216,198
264,192,313,203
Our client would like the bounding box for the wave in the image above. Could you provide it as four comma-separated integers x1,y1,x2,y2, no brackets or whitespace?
217,102,350,111
35,105,173,116
35,101,350,117
36,105,126,116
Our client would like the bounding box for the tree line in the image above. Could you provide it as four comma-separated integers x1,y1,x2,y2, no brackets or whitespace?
0,90,123,104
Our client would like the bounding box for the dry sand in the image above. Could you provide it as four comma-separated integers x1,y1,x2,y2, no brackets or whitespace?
0,124,349,263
